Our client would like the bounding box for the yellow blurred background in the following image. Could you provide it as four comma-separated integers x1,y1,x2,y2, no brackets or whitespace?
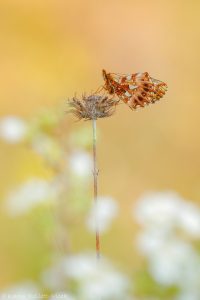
1,0,200,297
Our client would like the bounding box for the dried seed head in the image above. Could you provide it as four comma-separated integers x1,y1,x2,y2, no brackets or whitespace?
68,94,118,120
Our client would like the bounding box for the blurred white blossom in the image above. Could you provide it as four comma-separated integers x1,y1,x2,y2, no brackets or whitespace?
178,202,200,237
0,116,27,143
64,253,130,300
63,253,99,279
4,178,55,216
86,196,118,233
0,281,39,300
69,151,92,177
42,253,130,300
134,191,200,297
79,269,129,300
134,191,183,229
136,227,170,257
134,191,200,237
148,239,200,286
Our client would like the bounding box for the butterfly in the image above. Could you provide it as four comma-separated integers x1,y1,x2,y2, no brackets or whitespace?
102,69,167,110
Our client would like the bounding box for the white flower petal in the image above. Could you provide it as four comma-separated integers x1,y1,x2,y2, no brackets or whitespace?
134,191,200,291
63,253,100,279
179,203,200,237
4,178,53,216
69,151,92,177
80,269,129,300
148,240,200,286
134,191,183,227
0,116,27,143
86,196,118,233
61,253,129,299
136,227,170,256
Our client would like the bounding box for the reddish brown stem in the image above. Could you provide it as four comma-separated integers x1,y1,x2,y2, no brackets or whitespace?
92,118,100,259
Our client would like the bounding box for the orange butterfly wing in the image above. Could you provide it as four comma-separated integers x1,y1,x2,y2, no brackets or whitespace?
102,70,167,110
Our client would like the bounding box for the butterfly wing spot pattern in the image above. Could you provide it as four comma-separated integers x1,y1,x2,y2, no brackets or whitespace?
102,69,168,110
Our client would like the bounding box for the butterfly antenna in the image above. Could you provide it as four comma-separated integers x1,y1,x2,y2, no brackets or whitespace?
93,85,104,95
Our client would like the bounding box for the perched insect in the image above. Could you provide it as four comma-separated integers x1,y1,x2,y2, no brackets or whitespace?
102,69,167,110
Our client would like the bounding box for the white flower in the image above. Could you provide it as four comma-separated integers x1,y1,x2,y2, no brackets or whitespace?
69,151,92,177
134,191,183,229
0,116,27,143
4,178,53,216
136,227,170,257
148,240,200,287
63,253,129,300
63,253,98,279
134,191,200,292
0,281,39,300
79,269,129,300
42,254,99,291
42,253,130,299
178,202,200,238
134,191,200,237
86,196,118,233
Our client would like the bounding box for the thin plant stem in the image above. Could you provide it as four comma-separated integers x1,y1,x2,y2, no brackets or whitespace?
92,118,100,259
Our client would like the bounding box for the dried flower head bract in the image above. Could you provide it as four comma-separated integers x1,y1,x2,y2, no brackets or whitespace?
102,69,168,110
68,94,118,120
68,92,119,258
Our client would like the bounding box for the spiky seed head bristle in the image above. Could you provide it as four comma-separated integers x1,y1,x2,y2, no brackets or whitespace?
68,94,119,120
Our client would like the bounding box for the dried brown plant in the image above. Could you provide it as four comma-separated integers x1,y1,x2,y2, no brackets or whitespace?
68,94,118,121
68,69,168,260
68,93,119,259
